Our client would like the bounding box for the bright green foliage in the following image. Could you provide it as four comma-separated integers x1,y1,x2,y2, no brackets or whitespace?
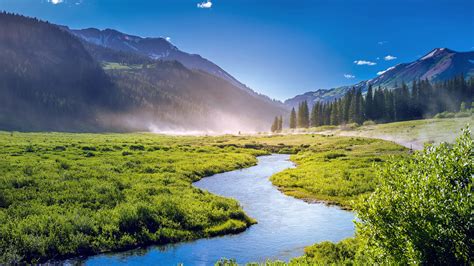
356,128,473,264
270,136,406,208
0,132,265,263
215,238,361,265
290,238,361,265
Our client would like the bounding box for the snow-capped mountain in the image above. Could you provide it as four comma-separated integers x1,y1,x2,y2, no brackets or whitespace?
285,48,474,108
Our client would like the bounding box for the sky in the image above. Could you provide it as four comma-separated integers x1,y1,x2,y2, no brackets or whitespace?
1,0,473,100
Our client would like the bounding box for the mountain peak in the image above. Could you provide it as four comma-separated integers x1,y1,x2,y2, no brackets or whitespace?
420,47,453,60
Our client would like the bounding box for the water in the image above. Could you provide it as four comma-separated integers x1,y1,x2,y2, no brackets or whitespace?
80,154,355,265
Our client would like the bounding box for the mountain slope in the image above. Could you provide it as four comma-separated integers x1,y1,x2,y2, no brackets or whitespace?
0,13,119,131
68,28,250,90
0,13,287,132
285,48,474,108
68,27,286,112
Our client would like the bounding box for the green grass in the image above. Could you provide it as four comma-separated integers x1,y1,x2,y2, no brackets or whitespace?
0,132,264,263
191,134,407,209
0,131,406,263
265,135,407,209
298,116,473,150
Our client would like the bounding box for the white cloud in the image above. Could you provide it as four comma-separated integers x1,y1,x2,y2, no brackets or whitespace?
384,55,397,61
377,66,396,75
165,37,171,42
378,41,388,45
197,0,212,8
344,74,355,79
48,0,64,4
354,60,376,66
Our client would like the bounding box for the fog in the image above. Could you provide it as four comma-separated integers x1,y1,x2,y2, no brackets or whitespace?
96,108,268,135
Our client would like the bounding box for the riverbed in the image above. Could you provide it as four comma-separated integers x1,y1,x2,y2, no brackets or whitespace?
79,154,355,265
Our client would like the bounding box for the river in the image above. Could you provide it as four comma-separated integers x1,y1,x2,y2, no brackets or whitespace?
78,154,355,265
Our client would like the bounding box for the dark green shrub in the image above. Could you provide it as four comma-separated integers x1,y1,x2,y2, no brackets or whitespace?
53,146,66,151
129,145,145,151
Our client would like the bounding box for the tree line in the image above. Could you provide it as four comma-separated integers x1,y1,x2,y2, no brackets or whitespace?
274,75,474,130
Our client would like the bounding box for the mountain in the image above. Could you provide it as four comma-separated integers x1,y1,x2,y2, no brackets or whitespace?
0,12,119,131
0,13,287,132
68,27,252,91
285,48,474,108
68,26,285,111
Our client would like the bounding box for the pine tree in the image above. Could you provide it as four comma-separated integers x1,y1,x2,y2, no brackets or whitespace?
297,102,303,128
289,108,297,129
330,101,339,125
278,115,283,131
298,101,310,128
310,103,318,127
271,116,278,132
365,84,373,120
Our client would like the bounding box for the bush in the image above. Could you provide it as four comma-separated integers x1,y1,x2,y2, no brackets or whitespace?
455,111,471,118
362,120,376,126
340,123,360,130
434,111,455,119
129,145,145,151
324,152,346,160
356,128,473,264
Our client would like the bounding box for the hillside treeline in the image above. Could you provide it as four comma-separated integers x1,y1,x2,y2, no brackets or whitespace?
286,76,474,129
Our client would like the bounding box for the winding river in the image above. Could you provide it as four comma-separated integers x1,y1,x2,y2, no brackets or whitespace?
79,154,355,265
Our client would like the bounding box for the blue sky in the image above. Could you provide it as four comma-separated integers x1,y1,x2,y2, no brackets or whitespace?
1,0,473,100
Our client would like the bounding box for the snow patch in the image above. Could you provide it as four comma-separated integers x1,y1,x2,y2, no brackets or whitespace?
377,66,396,75
421,48,446,60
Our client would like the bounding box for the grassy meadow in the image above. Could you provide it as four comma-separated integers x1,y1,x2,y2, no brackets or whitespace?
0,131,407,262
290,116,473,150
0,132,264,263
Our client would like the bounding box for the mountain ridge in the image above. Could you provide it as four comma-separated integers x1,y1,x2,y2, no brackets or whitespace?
285,48,474,108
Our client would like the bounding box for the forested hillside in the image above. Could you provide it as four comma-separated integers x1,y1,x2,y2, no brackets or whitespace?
103,61,288,132
0,13,287,132
0,12,118,131
285,48,474,109
283,76,474,129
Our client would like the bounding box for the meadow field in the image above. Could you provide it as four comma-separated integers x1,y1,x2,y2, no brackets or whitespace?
295,116,474,150
0,130,407,263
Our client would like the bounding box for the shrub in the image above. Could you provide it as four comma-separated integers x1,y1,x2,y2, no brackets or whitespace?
129,145,145,151
53,146,66,151
455,111,471,118
324,152,346,160
434,111,455,119
362,120,376,126
356,128,473,264
340,123,360,130
24,144,34,152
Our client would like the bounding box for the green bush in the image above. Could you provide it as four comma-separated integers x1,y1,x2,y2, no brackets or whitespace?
356,128,473,264
434,111,455,119
362,120,376,126
455,111,471,118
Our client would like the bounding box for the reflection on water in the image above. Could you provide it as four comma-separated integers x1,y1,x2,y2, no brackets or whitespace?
80,154,355,266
